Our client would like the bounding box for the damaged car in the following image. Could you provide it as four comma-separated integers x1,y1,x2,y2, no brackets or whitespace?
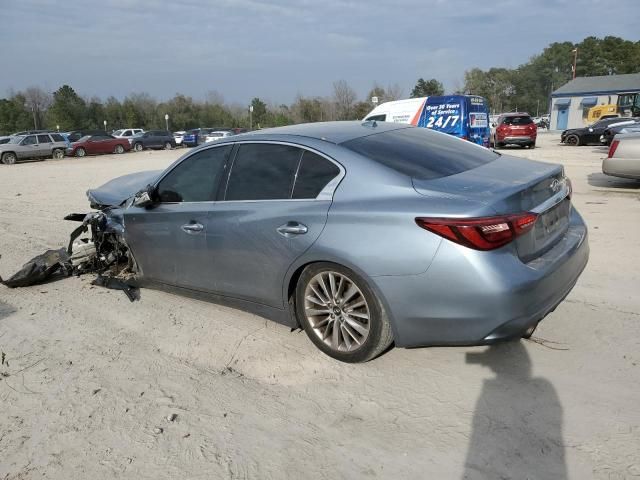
4,121,589,363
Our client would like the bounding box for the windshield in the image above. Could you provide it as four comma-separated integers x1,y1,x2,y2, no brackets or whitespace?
501,115,532,125
9,136,25,144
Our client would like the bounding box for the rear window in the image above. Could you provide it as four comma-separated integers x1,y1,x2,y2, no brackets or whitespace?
50,133,64,142
501,115,532,125
341,127,498,180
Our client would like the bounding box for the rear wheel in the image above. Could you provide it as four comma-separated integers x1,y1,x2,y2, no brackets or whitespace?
75,147,86,157
134,142,143,152
52,148,65,159
296,262,393,363
164,141,172,150
1,152,17,165
565,134,580,146
114,144,125,154
529,142,536,149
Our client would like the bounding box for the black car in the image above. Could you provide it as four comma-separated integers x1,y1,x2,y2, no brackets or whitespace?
560,117,637,146
131,130,176,151
601,119,640,146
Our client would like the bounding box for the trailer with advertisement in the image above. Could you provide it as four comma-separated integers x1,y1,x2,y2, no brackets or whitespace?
364,95,491,147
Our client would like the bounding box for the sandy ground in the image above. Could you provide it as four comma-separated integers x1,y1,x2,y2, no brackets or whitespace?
0,134,639,479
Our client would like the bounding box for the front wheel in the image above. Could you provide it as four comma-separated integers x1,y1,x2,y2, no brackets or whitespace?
1,152,17,165
52,148,65,159
114,144,125,154
296,263,393,363
134,142,143,152
164,141,172,150
565,134,580,146
75,147,86,157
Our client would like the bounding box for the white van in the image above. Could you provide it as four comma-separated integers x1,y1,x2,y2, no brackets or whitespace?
365,95,491,147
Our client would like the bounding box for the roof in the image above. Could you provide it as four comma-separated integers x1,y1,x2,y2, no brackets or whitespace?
237,121,410,144
552,73,640,97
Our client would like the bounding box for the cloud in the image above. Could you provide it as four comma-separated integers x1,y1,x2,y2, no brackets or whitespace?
0,0,638,104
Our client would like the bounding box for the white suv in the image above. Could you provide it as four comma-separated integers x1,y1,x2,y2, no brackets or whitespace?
113,128,144,144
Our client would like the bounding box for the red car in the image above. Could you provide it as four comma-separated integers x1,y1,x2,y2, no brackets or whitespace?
493,113,537,149
67,133,131,157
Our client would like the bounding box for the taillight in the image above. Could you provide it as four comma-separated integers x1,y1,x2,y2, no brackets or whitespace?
608,140,619,158
415,213,538,251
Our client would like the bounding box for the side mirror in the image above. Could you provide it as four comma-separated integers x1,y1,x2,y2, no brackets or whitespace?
132,185,156,208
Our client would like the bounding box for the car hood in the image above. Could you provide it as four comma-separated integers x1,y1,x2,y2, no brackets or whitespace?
87,169,162,208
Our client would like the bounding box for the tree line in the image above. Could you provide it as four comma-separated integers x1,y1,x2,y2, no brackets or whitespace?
0,81,405,135
1,36,638,135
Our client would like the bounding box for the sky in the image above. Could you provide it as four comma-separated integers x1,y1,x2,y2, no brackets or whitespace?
1,0,639,105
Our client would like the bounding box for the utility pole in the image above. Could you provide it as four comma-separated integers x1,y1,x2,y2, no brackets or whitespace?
249,104,253,130
572,48,578,80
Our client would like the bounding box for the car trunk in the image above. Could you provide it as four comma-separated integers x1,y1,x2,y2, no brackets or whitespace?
413,155,571,262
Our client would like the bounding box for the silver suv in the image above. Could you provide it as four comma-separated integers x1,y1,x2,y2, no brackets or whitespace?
0,133,68,165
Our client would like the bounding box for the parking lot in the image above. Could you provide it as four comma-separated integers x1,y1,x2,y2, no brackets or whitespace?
1,133,639,478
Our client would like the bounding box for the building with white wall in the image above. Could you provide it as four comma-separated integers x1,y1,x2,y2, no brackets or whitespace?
550,73,640,130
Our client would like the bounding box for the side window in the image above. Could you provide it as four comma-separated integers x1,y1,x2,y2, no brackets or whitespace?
156,145,231,203
22,135,37,145
37,134,51,143
225,143,302,201
123,130,132,136
50,133,64,142
292,151,340,199
366,114,387,122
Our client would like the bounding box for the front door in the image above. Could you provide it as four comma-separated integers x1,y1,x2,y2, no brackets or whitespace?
18,135,40,159
556,108,568,130
123,144,232,286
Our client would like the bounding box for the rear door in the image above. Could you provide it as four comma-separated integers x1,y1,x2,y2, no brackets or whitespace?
200,142,341,307
37,134,53,157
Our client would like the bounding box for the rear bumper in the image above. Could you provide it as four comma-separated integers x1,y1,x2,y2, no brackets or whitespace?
602,157,640,179
500,135,536,145
372,207,589,348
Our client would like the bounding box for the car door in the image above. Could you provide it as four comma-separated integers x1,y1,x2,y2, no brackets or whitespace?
200,142,341,308
122,145,232,286
18,135,39,159
37,134,53,157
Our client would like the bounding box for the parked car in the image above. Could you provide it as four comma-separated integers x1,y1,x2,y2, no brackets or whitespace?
204,130,235,143
0,133,68,164
112,128,144,143
67,130,106,143
182,128,202,147
602,132,640,180
560,117,634,146
84,121,588,362
173,131,186,146
67,133,131,157
493,113,537,148
130,130,176,151
196,128,222,146
600,119,640,146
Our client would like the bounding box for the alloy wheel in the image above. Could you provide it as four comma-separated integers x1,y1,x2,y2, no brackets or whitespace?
76,148,86,157
2,152,17,165
304,271,371,352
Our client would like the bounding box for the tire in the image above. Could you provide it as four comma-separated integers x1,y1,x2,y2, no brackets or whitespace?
295,262,393,363
495,141,504,149
529,142,536,149
75,147,86,158
164,141,172,150
114,144,125,154
52,148,65,159
134,142,143,152
1,152,17,165
566,134,580,146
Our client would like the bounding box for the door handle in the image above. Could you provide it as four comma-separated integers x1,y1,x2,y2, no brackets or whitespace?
181,222,204,234
277,222,308,236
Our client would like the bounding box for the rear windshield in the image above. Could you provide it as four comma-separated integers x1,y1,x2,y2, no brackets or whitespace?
501,115,532,125
342,127,499,180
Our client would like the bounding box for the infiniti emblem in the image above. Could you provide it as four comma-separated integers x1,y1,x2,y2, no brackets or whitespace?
550,178,562,192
